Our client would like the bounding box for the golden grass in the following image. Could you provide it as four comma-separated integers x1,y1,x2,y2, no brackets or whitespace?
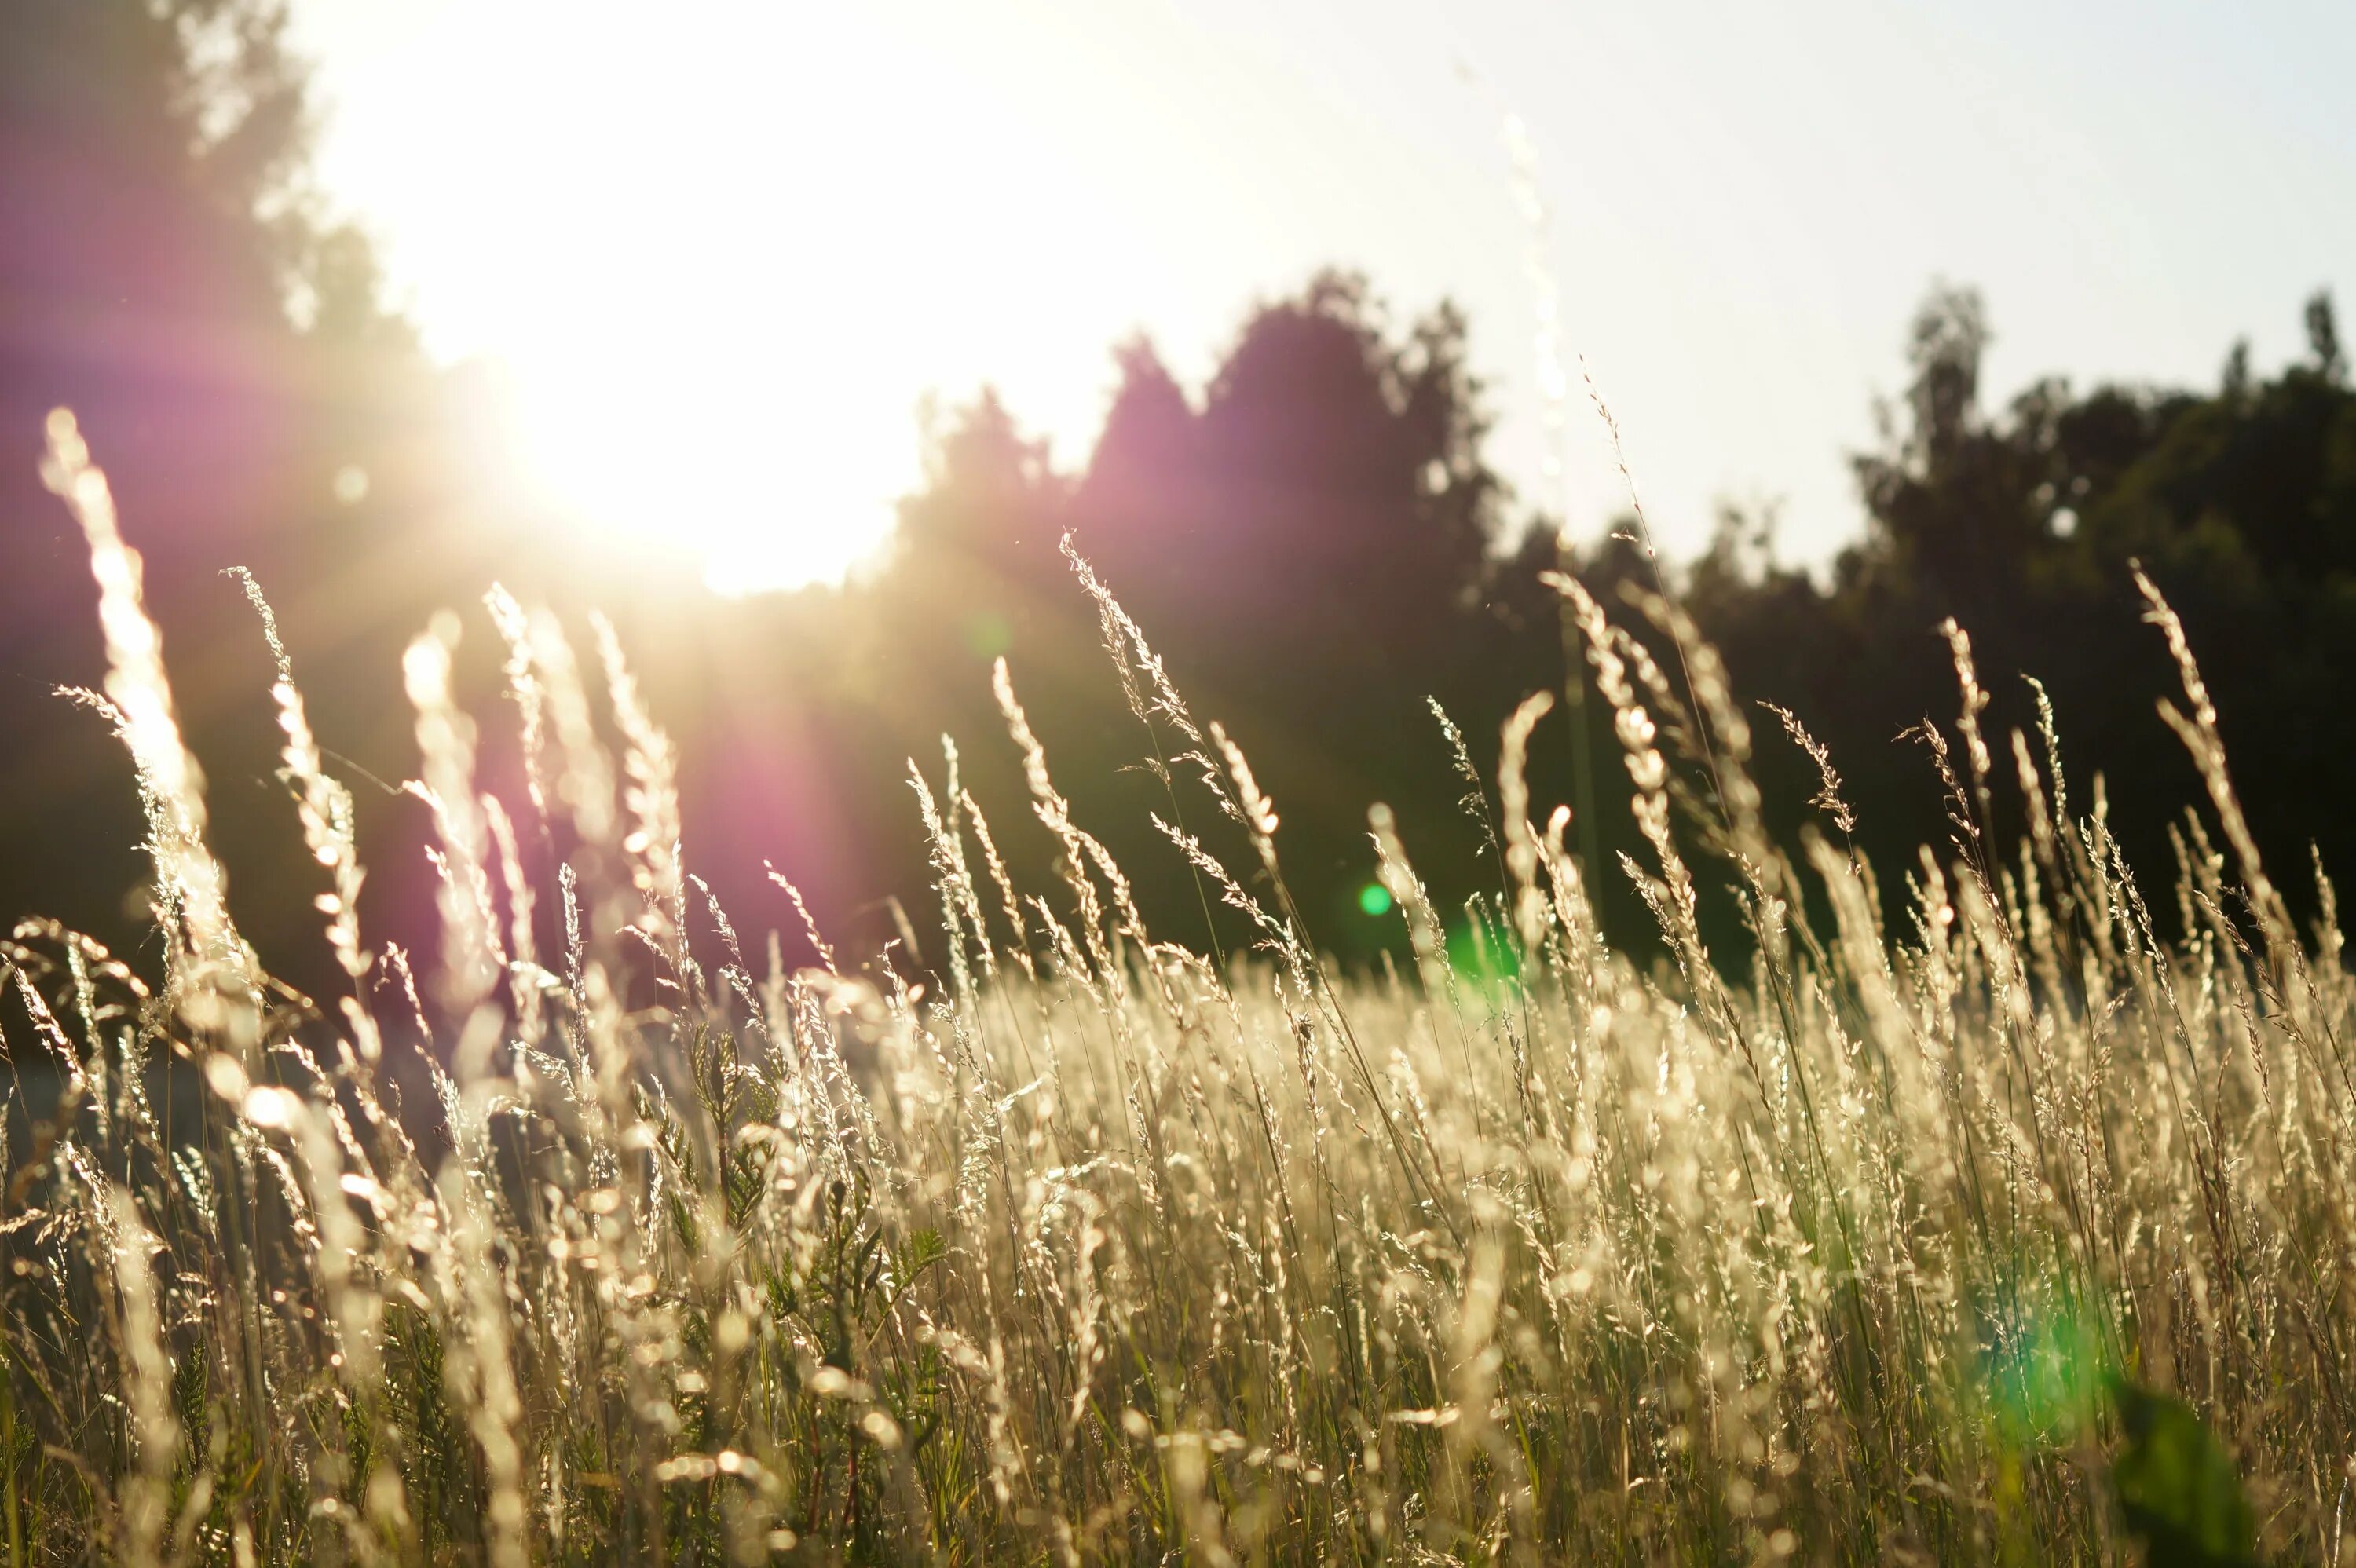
2,422,2346,1565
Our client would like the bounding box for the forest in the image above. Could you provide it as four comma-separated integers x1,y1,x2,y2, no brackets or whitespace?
6,2,2353,989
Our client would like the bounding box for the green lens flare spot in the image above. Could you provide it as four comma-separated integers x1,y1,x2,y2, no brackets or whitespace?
1357,882,1393,917
1981,1298,2108,1447
1446,919,1520,987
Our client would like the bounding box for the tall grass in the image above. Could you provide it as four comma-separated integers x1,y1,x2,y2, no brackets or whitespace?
3,417,2347,1565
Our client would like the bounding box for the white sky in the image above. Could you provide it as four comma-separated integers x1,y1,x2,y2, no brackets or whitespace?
289,0,2356,594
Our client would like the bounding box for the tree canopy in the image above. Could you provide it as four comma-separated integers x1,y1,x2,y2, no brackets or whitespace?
5,5,2354,988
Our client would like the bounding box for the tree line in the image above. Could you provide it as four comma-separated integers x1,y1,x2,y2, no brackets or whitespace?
5,0,2353,1003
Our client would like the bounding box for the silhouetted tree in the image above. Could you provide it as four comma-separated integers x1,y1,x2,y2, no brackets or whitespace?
9,9,2355,995
1692,284,2356,952
2306,290,2343,384
0,0,552,995
784,273,1518,961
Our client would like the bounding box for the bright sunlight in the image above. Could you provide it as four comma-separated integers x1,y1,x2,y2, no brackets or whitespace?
298,4,1264,594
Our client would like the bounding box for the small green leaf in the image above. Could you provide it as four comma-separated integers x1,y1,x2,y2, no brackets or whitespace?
2108,1376,2255,1568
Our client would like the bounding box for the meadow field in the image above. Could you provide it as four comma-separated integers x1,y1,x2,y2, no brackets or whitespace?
2,418,2343,1566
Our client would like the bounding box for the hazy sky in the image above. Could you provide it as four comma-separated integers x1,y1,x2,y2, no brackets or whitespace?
289,0,2356,594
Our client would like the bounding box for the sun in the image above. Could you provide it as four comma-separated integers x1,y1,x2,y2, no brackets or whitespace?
419,4,1093,598
309,3,1218,595
504,324,919,598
